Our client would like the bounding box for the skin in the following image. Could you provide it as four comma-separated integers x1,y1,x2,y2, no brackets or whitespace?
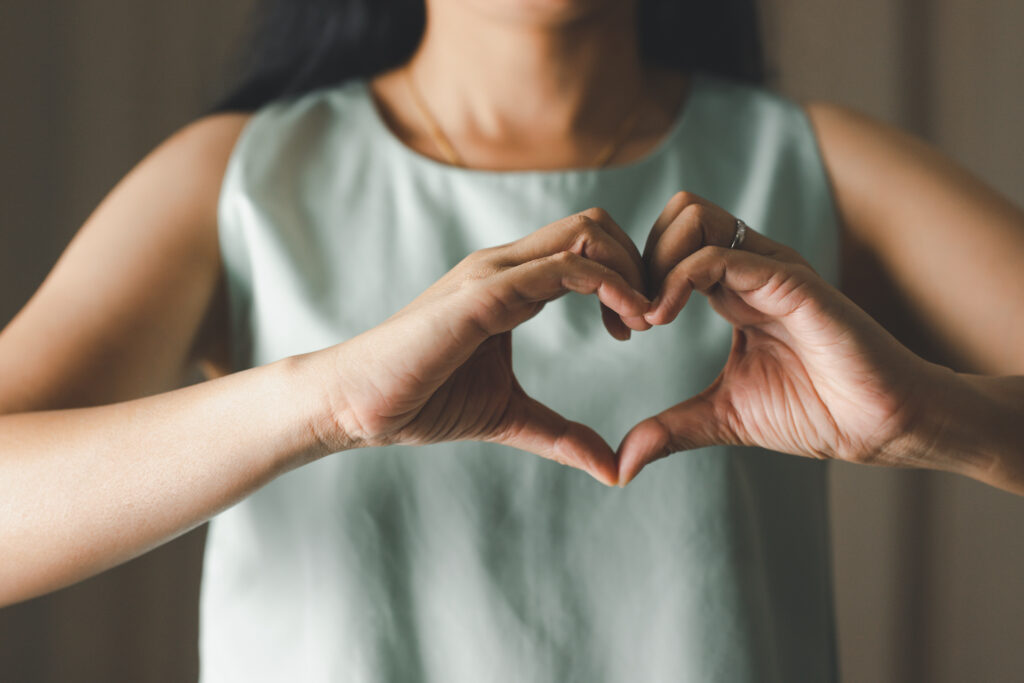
1,0,1022,606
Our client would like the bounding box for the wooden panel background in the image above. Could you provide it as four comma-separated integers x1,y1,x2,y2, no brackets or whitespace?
1,1,1022,681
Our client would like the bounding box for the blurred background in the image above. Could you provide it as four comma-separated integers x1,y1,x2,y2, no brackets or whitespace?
1,1,1022,681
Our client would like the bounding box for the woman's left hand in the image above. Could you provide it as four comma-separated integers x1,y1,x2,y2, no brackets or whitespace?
616,192,958,485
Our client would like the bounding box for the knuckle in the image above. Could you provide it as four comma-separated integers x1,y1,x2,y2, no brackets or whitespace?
462,281,510,335
579,206,612,224
549,249,578,267
458,249,483,268
458,246,502,280
679,202,711,227
678,203,713,243
668,190,701,214
461,246,491,265
565,216,605,254
567,212,598,235
704,245,731,261
575,217,602,241
568,212,589,228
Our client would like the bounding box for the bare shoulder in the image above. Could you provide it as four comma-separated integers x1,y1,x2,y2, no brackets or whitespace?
85,111,255,259
0,111,255,413
800,100,1024,374
136,112,254,220
179,110,253,143
799,101,1023,242
801,100,918,155
170,111,253,165
802,101,951,236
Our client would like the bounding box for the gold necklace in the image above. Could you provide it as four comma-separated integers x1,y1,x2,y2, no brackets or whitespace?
403,67,645,170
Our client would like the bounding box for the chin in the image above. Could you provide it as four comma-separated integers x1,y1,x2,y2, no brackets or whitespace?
445,0,629,26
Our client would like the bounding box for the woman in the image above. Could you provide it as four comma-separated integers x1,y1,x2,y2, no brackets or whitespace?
1,0,1022,680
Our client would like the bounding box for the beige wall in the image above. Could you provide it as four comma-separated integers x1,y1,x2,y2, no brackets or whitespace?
1,2,1022,681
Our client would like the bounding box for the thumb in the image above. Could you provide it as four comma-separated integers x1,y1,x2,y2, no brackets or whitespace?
493,394,620,487
617,394,728,486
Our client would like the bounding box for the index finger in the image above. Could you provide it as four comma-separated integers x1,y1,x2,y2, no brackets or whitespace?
505,207,646,291
644,192,811,294
504,207,652,334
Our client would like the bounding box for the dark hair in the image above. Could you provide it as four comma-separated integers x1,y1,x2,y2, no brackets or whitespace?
206,0,765,115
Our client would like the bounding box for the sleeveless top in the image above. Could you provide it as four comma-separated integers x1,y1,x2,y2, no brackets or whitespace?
203,71,841,682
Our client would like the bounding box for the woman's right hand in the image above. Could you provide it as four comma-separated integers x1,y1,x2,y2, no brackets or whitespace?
321,208,651,486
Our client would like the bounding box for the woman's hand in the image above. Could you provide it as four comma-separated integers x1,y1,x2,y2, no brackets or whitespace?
322,208,650,486
617,192,963,485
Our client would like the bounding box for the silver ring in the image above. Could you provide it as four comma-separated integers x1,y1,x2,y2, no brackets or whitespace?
729,218,748,249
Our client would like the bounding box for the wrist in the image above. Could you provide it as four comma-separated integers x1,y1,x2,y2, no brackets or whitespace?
903,363,1024,494
279,347,365,463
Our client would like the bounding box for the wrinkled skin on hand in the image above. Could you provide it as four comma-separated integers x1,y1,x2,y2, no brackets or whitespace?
327,208,650,486
322,194,943,488
617,192,943,484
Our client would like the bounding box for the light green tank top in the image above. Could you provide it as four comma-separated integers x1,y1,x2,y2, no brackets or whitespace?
204,71,840,682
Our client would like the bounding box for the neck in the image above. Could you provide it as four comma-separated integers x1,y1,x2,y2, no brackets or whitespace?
409,1,651,142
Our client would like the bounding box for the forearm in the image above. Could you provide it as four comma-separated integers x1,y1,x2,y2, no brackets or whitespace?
0,350,338,606
908,365,1024,495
